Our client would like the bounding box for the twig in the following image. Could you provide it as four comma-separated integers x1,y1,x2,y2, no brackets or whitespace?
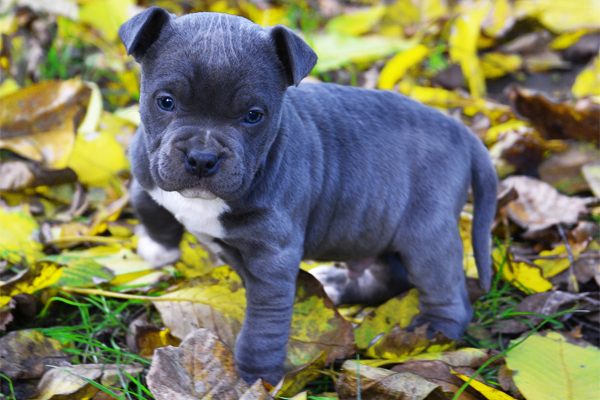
59,286,209,304
557,224,578,293
45,236,131,246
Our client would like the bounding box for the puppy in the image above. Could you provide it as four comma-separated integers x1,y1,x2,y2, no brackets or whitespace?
119,7,497,385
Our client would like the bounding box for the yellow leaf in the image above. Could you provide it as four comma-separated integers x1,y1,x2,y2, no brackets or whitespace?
572,56,600,98
482,0,515,37
551,29,593,50
354,289,420,350
0,261,63,308
239,1,288,27
0,78,19,97
66,127,129,187
326,6,386,36
0,209,44,265
505,332,600,400
534,244,586,279
377,44,429,89
0,79,91,167
449,1,491,98
452,370,516,399
485,119,531,145
175,233,216,278
481,52,522,79
363,347,495,368
514,0,600,33
493,248,552,293
78,0,136,41
153,267,354,371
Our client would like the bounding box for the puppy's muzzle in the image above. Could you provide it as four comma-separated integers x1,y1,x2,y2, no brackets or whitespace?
184,150,221,178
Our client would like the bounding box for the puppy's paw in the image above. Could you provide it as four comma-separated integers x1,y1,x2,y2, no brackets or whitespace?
136,226,181,267
309,265,349,305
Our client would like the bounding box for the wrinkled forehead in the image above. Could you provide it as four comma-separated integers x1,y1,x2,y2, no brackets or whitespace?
142,12,281,87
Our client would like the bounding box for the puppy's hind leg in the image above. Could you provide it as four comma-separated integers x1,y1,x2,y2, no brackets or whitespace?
397,220,472,340
310,253,414,306
131,179,184,267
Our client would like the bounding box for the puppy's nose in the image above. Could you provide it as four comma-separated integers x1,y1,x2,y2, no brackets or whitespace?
185,150,220,177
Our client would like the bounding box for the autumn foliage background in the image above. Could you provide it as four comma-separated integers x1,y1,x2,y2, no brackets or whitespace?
0,0,599,399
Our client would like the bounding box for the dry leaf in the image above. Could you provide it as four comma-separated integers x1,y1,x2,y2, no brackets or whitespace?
336,360,440,400
503,176,591,235
0,329,70,380
154,266,355,372
538,142,600,194
272,351,327,398
0,261,63,308
509,86,600,144
146,328,251,399
392,360,485,400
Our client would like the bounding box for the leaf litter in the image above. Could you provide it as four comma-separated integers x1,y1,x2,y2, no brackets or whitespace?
1,0,599,399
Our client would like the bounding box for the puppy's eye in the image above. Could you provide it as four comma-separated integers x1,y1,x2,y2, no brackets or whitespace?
157,96,175,111
244,110,262,124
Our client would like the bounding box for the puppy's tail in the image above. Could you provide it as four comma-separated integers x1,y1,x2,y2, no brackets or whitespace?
470,137,497,292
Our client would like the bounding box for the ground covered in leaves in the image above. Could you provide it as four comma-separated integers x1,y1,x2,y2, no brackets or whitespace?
1,0,599,399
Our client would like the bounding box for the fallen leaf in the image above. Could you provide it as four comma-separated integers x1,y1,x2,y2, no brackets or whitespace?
0,329,70,380
43,255,114,287
493,248,552,293
154,266,355,372
35,363,143,400
146,328,252,399
538,142,600,194
136,326,182,359
78,0,136,42
354,289,419,350
460,213,479,279
582,162,600,197
392,360,484,400
533,243,588,279
572,56,600,98
362,347,498,369
0,208,44,265
0,261,63,308
175,233,219,278
514,0,600,33
505,331,600,400
335,360,440,400
452,370,516,399
449,1,491,97
497,364,522,399
377,44,429,89
481,53,522,79
362,323,454,360
272,351,327,398
509,86,600,144
312,34,408,74
326,6,386,36
0,79,91,168
482,0,515,38
503,176,592,235
514,291,596,326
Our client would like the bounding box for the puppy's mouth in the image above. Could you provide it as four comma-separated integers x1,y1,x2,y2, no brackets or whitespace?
179,184,217,200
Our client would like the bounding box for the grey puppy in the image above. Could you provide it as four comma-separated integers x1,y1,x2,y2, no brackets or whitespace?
119,7,497,385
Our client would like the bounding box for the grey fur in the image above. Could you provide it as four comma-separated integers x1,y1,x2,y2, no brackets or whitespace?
120,7,497,385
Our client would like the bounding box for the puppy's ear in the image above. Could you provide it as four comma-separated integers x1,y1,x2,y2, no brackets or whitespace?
268,25,318,87
119,6,175,62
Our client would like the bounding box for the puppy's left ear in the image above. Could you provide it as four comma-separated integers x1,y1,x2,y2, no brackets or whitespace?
268,25,318,87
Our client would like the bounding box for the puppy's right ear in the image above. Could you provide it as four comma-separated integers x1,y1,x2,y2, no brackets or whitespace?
118,6,175,62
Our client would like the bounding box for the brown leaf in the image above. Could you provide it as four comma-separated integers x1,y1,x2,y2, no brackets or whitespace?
0,329,70,380
503,176,592,234
272,351,327,398
239,380,273,400
509,86,600,144
335,360,439,400
392,360,486,400
0,79,91,167
364,324,454,360
497,364,523,399
35,363,143,399
146,328,250,399
539,142,600,194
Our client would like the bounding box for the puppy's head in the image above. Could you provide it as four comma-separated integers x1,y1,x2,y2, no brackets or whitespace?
119,7,317,200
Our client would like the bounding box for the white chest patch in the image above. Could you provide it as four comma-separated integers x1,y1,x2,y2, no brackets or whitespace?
148,188,229,242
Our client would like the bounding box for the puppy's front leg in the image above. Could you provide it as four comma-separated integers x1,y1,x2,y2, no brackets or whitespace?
232,248,302,385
